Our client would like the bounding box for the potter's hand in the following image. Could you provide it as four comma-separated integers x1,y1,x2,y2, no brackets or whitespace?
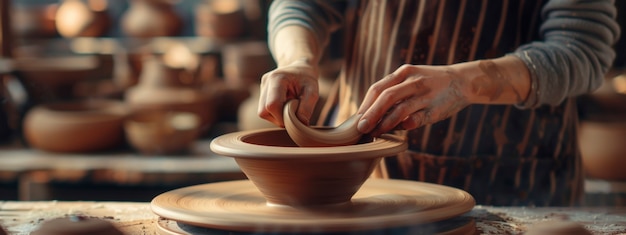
356,64,469,137
356,56,532,137
258,60,319,127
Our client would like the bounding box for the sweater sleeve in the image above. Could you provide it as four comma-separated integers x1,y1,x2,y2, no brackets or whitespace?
512,0,621,109
267,0,343,55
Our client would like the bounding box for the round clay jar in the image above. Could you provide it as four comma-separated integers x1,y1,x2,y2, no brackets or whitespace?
31,216,124,235
125,109,201,155
23,99,127,153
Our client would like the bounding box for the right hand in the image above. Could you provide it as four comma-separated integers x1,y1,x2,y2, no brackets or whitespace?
258,59,320,127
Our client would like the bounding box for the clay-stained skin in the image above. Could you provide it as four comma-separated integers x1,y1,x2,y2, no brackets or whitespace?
475,60,523,103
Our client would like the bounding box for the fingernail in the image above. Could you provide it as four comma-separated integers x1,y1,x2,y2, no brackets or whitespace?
357,119,368,133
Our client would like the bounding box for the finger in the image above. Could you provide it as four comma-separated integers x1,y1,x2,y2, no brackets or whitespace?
358,76,427,134
295,81,319,125
258,72,288,126
370,96,430,136
398,108,432,131
357,68,410,115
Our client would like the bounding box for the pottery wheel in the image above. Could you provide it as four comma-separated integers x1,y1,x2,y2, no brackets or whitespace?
151,179,475,233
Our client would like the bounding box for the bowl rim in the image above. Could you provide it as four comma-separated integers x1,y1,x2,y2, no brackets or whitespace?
209,128,407,160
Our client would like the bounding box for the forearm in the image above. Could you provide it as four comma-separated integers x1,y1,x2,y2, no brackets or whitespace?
455,56,531,105
512,0,620,108
271,25,322,68
267,0,342,68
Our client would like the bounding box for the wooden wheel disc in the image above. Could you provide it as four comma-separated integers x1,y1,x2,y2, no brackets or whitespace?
151,179,475,233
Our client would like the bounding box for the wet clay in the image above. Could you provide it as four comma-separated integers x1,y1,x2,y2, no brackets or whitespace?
283,99,363,147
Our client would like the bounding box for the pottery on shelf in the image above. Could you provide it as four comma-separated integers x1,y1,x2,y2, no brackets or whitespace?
125,56,215,133
55,0,111,38
578,115,626,181
30,216,124,235
121,0,182,38
195,0,245,39
221,41,275,88
125,109,201,155
210,128,407,207
23,99,127,153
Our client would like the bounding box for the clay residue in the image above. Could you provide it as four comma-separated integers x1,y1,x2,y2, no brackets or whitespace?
475,60,523,103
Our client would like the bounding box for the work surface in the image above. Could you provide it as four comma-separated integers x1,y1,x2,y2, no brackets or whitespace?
0,201,625,235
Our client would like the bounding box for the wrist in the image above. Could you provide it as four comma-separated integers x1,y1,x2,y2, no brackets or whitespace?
456,56,531,105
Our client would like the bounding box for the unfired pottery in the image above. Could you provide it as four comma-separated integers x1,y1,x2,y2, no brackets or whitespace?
125,56,215,133
30,216,124,235
284,99,363,147
23,99,127,153
209,128,407,206
151,179,475,233
578,117,626,181
55,0,111,38
121,0,182,38
125,110,201,155
194,0,245,39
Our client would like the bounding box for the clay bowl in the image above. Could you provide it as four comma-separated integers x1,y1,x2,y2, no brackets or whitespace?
23,99,127,153
578,115,626,181
125,109,201,155
210,128,407,207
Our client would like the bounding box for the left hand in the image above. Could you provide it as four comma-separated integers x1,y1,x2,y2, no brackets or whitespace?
356,64,470,137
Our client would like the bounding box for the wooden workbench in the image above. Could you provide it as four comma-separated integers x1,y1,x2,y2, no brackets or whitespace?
0,201,625,234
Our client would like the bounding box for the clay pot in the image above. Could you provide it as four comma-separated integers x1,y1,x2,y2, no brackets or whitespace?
125,109,201,155
30,216,124,235
55,0,111,38
121,0,182,38
579,116,626,181
23,99,127,153
195,0,245,39
210,128,407,207
14,55,100,103
125,56,215,133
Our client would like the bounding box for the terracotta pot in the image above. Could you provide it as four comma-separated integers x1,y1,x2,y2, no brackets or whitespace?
125,109,201,155
23,99,127,153
125,56,215,133
14,55,100,103
121,0,182,38
579,116,626,181
195,0,245,39
210,128,407,207
55,0,111,38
